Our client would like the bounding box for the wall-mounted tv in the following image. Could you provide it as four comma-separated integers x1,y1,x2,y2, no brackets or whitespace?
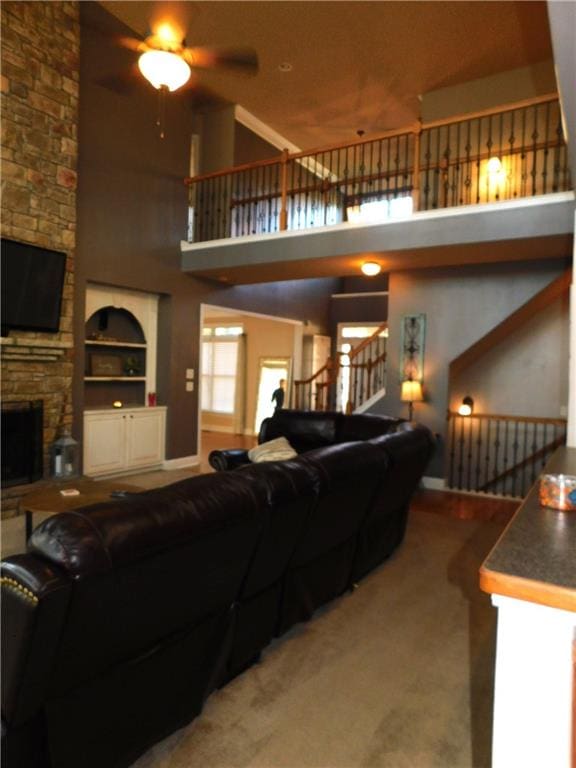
1,238,67,335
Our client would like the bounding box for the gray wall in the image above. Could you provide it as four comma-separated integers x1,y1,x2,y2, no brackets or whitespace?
370,259,570,477
75,3,339,460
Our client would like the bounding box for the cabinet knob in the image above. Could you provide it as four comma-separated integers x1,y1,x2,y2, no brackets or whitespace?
130,414,133,418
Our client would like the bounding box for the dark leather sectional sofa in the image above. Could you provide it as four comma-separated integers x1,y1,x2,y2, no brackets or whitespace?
1,409,434,768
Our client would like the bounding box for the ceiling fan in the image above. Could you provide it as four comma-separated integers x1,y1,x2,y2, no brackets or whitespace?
117,10,258,137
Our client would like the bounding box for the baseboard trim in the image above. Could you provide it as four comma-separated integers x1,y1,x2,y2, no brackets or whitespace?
201,425,235,434
162,455,200,470
421,476,446,490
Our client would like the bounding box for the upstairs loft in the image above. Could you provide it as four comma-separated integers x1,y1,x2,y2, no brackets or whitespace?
181,95,574,284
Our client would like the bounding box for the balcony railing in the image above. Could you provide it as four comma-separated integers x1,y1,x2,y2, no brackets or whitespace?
186,94,571,243
446,412,567,499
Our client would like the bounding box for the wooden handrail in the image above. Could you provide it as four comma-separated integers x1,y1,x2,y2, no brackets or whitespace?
185,156,282,185
447,412,567,426
287,125,418,163
185,94,560,187
348,323,388,360
423,92,560,131
293,361,333,386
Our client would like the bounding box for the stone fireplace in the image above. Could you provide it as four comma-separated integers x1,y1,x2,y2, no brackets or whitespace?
1,2,79,517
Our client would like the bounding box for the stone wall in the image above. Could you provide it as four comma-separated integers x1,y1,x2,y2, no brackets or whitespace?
1,1,79,518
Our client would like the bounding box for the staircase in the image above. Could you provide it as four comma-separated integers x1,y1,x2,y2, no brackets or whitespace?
294,324,387,413
446,268,571,498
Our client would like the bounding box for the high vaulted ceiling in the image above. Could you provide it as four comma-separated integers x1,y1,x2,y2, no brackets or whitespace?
100,0,553,149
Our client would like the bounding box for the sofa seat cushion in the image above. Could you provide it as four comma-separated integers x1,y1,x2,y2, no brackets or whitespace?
248,437,297,463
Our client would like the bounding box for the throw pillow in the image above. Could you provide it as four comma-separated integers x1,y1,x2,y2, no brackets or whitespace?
248,436,297,463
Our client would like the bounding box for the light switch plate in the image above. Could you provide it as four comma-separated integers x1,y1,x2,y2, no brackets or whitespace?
186,381,194,392
186,368,194,380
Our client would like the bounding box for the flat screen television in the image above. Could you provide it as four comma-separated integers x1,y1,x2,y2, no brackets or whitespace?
1,238,67,335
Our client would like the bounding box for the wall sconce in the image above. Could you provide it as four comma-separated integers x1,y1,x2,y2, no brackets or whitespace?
458,396,474,416
361,261,381,277
487,156,502,176
401,379,423,420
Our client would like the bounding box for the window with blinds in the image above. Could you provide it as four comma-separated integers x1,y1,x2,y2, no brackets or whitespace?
201,327,241,413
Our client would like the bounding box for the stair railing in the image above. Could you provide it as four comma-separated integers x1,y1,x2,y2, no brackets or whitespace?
446,412,567,499
294,323,387,413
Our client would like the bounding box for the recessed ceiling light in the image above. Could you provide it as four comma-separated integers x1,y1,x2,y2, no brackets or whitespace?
278,62,293,72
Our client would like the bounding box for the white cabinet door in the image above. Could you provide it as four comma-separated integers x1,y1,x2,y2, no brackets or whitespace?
125,409,165,469
84,412,126,476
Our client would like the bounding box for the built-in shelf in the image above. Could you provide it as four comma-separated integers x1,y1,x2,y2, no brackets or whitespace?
85,340,147,349
85,376,147,382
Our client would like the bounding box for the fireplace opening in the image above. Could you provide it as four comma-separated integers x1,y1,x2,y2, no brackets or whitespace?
1,400,43,488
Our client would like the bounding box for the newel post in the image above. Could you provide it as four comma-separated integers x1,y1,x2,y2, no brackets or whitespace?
279,149,289,230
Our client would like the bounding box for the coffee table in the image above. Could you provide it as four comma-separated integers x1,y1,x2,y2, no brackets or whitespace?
21,477,141,541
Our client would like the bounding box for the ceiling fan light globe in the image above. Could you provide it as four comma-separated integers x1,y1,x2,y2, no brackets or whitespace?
138,50,191,92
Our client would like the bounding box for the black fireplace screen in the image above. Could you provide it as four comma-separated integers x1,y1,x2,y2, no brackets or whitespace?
1,400,43,488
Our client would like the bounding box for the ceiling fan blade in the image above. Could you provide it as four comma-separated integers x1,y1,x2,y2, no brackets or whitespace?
183,47,259,75
117,35,148,54
95,66,140,96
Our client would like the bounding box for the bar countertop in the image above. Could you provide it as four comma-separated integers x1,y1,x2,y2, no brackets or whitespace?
479,446,576,613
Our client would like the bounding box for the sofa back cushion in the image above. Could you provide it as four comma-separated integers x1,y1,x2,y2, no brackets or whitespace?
259,409,338,453
336,413,404,443
291,441,389,566
28,472,263,697
235,459,319,598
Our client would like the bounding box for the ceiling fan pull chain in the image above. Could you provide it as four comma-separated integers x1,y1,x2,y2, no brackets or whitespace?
157,84,168,139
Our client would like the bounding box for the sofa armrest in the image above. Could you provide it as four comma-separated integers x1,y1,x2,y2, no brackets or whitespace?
208,449,252,472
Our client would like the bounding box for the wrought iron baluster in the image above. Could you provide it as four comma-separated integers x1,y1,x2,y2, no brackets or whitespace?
520,107,527,198
493,419,501,493
542,101,551,195
502,420,509,496
455,122,462,206
512,420,519,497
476,118,482,204
457,415,465,489
466,415,473,491
530,422,538,484
423,129,431,209
448,413,456,488
553,111,562,192
484,418,491,489
530,105,538,196
509,110,516,199
475,416,482,491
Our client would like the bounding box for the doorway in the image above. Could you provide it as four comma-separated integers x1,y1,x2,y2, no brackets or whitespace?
254,358,290,434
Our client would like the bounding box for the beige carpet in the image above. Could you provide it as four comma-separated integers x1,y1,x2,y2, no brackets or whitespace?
132,509,502,768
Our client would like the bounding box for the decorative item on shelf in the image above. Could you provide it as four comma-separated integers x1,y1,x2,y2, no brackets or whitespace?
87,332,117,342
147,392,157,407
400,379,423,421
50,428,79,480
458,396,474,416
124,355,142,377
539,474,576,511
91,354,123,376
